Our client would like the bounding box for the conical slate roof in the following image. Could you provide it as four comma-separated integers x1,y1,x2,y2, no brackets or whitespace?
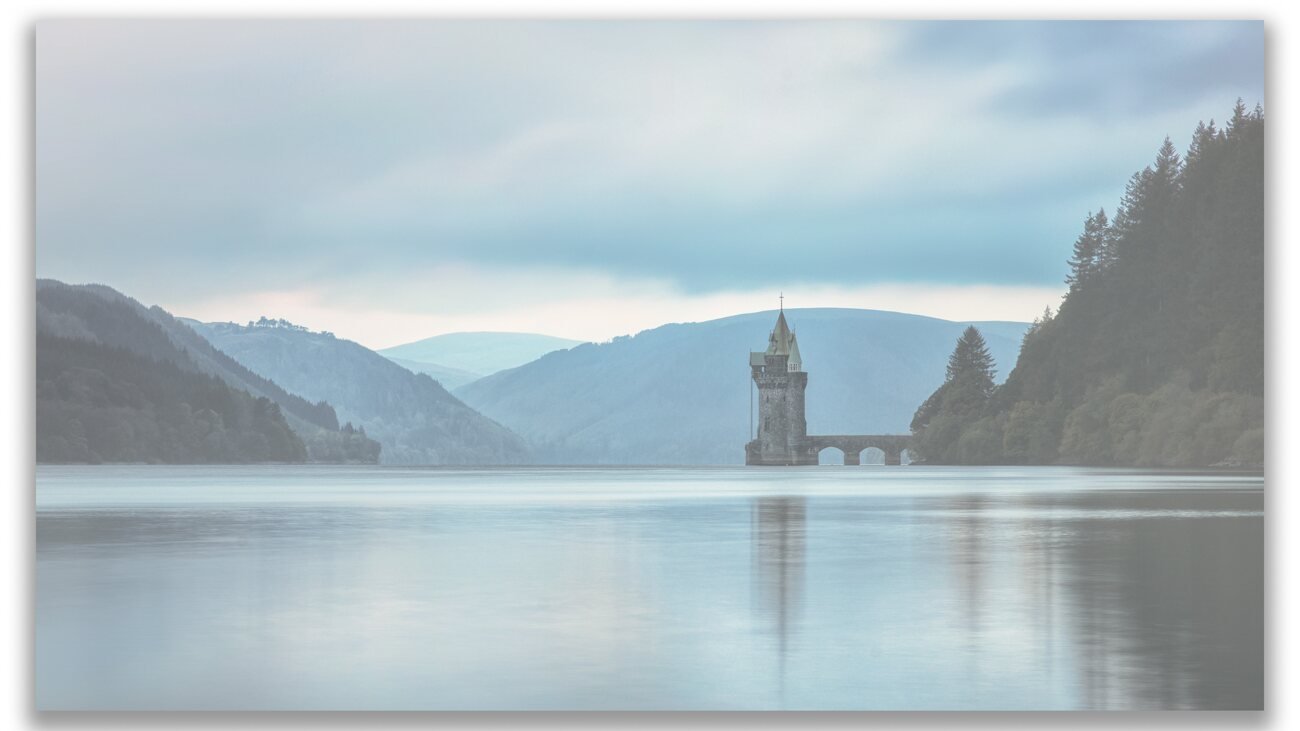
765,310,795,356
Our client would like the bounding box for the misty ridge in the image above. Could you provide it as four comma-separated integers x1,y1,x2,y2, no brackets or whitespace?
379,332,585,390
188,320,527,466
34,104,1263,468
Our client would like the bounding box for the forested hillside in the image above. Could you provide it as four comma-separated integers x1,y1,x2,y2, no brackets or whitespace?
36,280,380,463
192,321,528,465
910,102,1264,467
37,334,305,463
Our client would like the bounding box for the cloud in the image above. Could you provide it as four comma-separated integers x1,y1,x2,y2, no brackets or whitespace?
899,21,1264,119
34,20,1264,326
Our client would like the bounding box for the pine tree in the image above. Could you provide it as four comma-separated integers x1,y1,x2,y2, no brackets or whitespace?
1153,136,1183,185
946,326,996,391
1227,97,1248,137
1107,169,1149,258
1021,306,1055,346
910,326,1001,462
1066,209,1109,290
1186,120,1219,169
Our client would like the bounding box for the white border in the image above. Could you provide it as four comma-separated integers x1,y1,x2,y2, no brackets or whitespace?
6,2,1292,729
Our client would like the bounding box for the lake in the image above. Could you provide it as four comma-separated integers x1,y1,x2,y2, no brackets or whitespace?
34,465,1264,710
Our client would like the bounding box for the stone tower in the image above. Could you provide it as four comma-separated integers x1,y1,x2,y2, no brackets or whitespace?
746,307,816,465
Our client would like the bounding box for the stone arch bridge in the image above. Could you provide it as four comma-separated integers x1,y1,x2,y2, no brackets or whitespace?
805,435,912,465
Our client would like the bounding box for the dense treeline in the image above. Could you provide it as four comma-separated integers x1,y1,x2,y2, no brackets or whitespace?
38,282,343,432
302,421,382,464
911,102,1264,468
37,334,306,463
36,280,382,464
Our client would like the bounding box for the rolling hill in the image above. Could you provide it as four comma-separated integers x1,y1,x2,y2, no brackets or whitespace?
191,321,529,465
379,331,584,384
381,356,483,391
455,308,1029,464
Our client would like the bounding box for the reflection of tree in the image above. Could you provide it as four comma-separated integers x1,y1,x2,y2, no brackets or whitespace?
1059,490,1264,710
933,488,1261,709
751,497,806,684
1013,493,1061,684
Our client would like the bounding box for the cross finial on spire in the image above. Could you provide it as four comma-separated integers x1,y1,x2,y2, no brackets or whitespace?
779,292,784,312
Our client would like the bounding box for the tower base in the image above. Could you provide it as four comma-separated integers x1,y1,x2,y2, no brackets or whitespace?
744,439,819,466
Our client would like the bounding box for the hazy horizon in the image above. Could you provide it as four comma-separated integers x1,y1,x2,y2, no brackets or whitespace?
44,275,1041,351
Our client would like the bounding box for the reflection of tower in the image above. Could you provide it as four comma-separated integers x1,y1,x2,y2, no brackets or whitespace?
746,305,814,465
937,493,990,683
949,494,986,633
751,496,807,688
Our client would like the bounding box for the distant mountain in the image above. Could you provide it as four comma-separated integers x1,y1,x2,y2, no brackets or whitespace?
191,321,528,465
382,356,483,391
455,308,1029,465
35,280,378,464
379,332,584,378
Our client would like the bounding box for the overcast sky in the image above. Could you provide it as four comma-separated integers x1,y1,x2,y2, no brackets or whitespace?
34,20,1264,348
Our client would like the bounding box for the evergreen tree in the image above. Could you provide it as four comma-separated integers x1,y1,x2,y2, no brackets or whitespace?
910,326,1000,463
1153,136,1183,185
946,326,996,396
912,101,1264,467
1015,307,1055,361
1066,209,1108,290
1098,202,1123,272
1227,97,1248,137
1186,120,1219,169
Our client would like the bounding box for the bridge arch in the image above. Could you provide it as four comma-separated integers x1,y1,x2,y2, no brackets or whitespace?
805,435,912,466
817,446,848,465
860,446,886,465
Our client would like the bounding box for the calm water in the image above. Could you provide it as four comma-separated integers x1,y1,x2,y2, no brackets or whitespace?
35,465,1264,710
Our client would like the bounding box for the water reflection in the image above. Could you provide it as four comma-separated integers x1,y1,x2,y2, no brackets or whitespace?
927,489,1263,710
35,466,1263,710
750,496,806,687
1052,490,1265,709
945,494,987,636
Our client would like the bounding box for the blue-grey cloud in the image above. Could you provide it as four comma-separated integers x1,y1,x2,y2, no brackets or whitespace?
899,21,1264,120
34,20,1264,306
